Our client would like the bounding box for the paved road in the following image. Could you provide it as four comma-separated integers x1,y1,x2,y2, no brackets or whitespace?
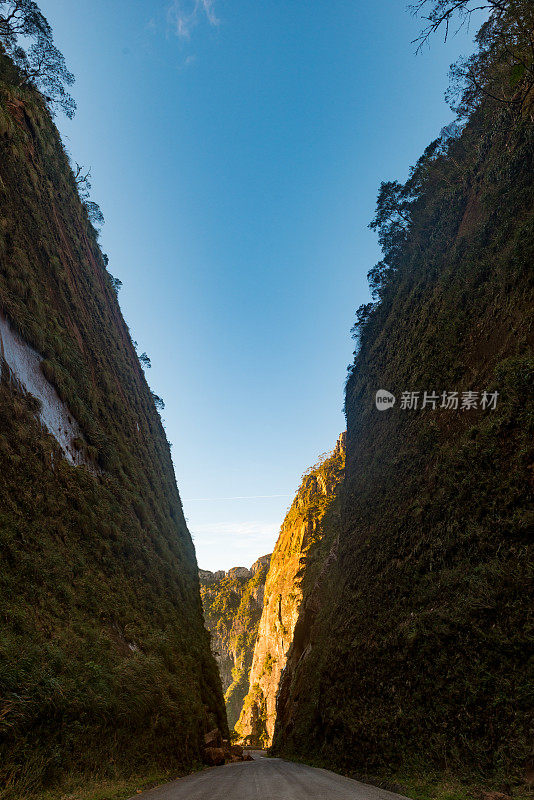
131,752,410,800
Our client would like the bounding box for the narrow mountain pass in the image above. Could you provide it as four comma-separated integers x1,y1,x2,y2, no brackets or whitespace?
131,754,410,800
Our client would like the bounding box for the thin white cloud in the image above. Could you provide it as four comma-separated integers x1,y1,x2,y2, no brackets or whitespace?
191,521,279,539
192,521,280,570
167,0,220,39
183,494,290,501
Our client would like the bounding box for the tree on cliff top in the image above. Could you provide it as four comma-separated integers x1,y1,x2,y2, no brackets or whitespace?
412,0,534,116
350,0,534,365
0,0,75,117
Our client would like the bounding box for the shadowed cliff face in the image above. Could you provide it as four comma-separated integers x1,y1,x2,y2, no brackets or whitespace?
200,556,271,729
272,101,534,783
235,434,345,747
0,53,226,794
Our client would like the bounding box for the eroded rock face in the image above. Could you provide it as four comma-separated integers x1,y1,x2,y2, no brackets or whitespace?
200,556,271,729
235,434,345,747
251,554,271,575
0,312,90,467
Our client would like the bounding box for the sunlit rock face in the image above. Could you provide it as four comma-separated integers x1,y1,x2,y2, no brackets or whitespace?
235,434,345,747
251,555,271,575
227,566,252,579
200,555,272,729
0,312,89,466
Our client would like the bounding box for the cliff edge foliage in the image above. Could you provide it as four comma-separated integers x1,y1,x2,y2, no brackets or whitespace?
0,29,225,800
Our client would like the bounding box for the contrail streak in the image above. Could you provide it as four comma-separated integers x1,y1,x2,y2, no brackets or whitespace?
183,494,290,501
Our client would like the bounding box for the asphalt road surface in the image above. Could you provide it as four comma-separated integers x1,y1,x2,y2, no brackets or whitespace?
131,752,411,800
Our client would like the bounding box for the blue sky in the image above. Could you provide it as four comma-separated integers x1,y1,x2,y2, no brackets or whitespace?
40,0,482,571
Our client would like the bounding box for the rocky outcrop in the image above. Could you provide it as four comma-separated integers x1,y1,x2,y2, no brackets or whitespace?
227,566,252,579
198,568,225,584
202,730,251,765
251,554,271,575
201,556,270,587
235,434,345,746
200,556,271,728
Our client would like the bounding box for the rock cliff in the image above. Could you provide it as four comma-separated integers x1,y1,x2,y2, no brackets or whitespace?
0,51,225,794
272,62,534,788
235,434,345,746
200,555,271,728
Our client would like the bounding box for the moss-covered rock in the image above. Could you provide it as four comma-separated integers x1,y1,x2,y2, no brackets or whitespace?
0,51,226,796
273,96,534,789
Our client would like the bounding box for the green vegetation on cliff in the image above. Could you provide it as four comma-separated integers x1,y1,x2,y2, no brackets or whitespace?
200,557,270,729
273,1,534,793
0,44,225,799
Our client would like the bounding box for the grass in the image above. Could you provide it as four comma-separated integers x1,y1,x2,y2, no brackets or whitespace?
23,762,218,800
372,769,533,800
278,752,533,800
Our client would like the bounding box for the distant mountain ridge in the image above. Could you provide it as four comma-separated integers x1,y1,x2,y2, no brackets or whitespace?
200,557,270,585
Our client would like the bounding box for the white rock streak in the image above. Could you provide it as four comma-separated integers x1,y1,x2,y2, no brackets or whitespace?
0,312,89,466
